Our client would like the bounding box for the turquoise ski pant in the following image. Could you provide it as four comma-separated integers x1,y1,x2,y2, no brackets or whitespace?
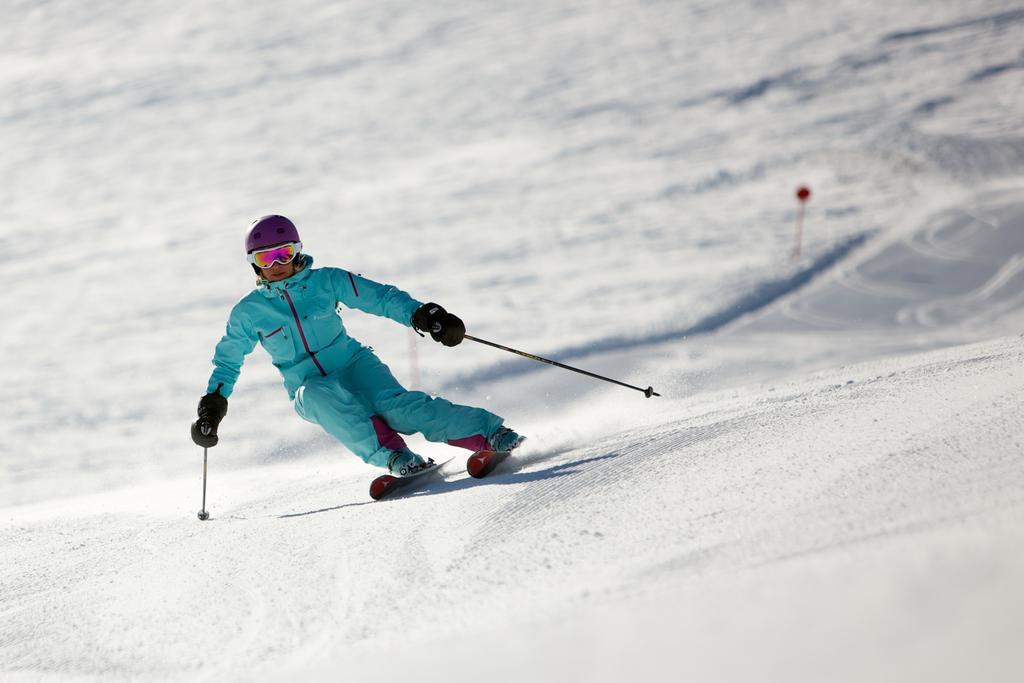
293,346,504,468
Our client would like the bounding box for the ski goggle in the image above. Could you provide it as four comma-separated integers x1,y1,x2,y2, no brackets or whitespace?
247,242,302,268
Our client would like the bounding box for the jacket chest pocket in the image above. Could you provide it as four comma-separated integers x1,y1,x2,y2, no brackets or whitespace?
258,326,297,362
303,294,342,347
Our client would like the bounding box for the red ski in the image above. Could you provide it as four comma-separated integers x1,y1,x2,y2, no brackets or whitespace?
369,459,450,501
466,450,513,479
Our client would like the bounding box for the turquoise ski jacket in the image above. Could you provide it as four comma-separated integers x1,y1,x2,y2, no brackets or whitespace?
206,255,422,399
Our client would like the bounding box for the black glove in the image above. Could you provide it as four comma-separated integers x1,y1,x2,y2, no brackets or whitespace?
412,302,465,347
190,385,228,448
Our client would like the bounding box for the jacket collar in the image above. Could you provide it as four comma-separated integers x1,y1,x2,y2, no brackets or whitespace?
256,253,314,296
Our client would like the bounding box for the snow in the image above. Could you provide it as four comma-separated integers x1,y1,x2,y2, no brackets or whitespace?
2,1,1023,681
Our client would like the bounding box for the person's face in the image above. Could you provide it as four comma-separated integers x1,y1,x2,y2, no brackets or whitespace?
250,242,300,282
260,259,297,282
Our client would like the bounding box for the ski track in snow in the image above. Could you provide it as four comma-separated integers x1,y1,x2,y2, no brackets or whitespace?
740,189,1024,336
2,0,1024,681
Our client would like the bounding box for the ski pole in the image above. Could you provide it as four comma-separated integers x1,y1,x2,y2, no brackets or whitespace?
464,334,661,398
197,446,210,521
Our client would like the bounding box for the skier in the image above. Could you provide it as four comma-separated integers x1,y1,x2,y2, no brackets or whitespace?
190,214,523,476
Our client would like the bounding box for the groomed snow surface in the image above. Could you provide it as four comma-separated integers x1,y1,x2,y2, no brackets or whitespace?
2,1,1023,681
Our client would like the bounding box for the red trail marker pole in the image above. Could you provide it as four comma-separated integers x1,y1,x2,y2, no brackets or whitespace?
791,185,812,260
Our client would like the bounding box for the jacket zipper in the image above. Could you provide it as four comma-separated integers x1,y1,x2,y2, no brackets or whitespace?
283,290,327,376
265,326,283,338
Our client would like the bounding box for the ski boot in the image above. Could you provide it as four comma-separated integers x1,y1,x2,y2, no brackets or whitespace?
386,448,433,477
487,426,526,453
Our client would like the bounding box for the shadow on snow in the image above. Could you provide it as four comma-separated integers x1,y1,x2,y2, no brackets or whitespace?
277,450,612,517
444,232,871,392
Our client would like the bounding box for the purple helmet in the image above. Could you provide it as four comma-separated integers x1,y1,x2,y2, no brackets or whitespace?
245,215,301,253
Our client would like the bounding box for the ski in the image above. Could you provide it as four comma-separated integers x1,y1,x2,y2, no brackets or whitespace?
466,450,512,479
369,459,450,501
